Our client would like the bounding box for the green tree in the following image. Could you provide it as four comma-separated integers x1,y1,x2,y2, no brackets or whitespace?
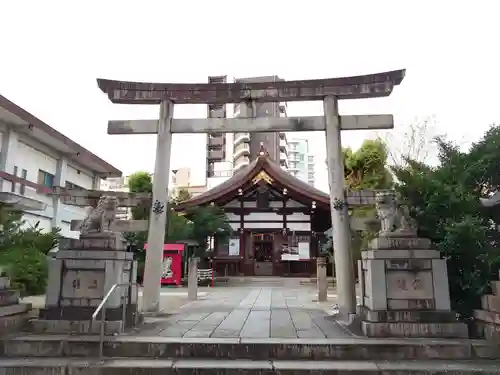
344,138,393,190
0,204,59,296
124,171,232,278
393,128,500,322
183,204,232,256
173,188,192,204
128,171,153,220
322,139,392,270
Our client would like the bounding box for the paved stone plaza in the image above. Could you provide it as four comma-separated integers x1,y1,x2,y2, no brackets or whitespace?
133,285,354,339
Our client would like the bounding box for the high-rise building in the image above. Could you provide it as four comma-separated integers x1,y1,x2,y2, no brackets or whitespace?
204,75,289,189
232,76,288,172
206,75,229,178
287,138,315,186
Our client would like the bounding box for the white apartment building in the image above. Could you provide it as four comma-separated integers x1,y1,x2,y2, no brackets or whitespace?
0,94,122,238
171,167,207,196
100,176,130,220
287,138,315,186
205,75,289,190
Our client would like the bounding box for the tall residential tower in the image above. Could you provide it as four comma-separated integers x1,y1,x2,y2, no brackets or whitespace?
287,138,315,186
205,75,289,189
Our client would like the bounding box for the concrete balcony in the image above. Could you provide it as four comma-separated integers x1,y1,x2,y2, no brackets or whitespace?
207,149,225,160
233,143,250,159
207,136,224,147
0,190,46,211
233,132,250,146
279,140,288,154
234,156,250,171
208,107,226,118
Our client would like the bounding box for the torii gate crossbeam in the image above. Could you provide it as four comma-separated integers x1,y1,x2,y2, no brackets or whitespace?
97,70,406,319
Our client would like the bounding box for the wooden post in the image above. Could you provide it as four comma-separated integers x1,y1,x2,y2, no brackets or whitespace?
317,257,328,302
188,257,199,300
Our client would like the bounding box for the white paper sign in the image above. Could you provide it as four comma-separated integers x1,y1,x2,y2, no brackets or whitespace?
228,239,240,256
298,242,310,260
281,253,299,261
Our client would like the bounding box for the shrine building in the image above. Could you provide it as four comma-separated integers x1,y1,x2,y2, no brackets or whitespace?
175,147,332,277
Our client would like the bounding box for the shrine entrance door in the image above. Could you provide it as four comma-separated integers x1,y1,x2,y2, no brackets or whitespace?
253,232,274,276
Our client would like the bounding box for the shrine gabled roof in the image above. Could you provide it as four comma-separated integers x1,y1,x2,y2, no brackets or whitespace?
175,150,332,211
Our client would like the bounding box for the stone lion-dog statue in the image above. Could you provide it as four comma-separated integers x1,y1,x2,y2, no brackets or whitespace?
375,190,417,237
80,195,118,234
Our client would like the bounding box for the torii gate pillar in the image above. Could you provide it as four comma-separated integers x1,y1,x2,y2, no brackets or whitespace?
324,96,357,317
142,100,173,312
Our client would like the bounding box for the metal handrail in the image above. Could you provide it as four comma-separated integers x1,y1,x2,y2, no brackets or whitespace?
91,281,137,358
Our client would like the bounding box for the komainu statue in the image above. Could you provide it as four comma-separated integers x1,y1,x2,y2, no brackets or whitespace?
375,190,417,237
80,196,118,234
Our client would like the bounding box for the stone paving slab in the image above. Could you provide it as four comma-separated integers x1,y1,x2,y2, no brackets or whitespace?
135,286,351,339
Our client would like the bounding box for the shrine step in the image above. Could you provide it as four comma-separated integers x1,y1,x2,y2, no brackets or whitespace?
3,335,500,360
0,358,498,375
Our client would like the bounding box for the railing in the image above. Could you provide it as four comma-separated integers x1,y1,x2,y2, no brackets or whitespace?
197,269,214,282
233,143,250,158
233,132,250,145
233,157,250,170
91,281,137,359
207,169,233,178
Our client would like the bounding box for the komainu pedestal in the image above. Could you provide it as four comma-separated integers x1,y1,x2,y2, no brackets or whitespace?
0,276,31,336
357,191,468,338
33,231,139,334
474,271,500,341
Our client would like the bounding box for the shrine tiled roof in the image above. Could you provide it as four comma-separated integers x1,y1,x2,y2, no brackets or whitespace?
175,148,331,211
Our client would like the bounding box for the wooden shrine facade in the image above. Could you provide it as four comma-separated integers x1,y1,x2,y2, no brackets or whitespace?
175,147,334,277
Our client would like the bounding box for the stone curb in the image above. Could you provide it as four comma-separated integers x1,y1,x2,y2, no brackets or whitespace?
3,335,499,360
0,358,498,375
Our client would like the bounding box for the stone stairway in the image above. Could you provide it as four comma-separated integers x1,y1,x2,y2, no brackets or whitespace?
1,334,499,374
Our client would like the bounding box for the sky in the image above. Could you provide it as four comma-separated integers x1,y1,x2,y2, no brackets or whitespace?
0,1,499,192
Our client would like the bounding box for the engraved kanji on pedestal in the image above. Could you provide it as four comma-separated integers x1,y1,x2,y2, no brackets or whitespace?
357,191,468,338
33,188,151,334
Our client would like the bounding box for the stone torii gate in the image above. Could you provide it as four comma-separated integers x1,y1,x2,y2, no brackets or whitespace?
96,70,406,316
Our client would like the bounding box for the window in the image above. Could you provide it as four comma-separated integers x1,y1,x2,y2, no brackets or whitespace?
298,154,304,161
308,172,314,180
38,170,55,188
308,156,314,163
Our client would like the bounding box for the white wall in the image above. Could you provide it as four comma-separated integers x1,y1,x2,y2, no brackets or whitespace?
66,164,93,189
22,214,52,232
0,128,105,239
